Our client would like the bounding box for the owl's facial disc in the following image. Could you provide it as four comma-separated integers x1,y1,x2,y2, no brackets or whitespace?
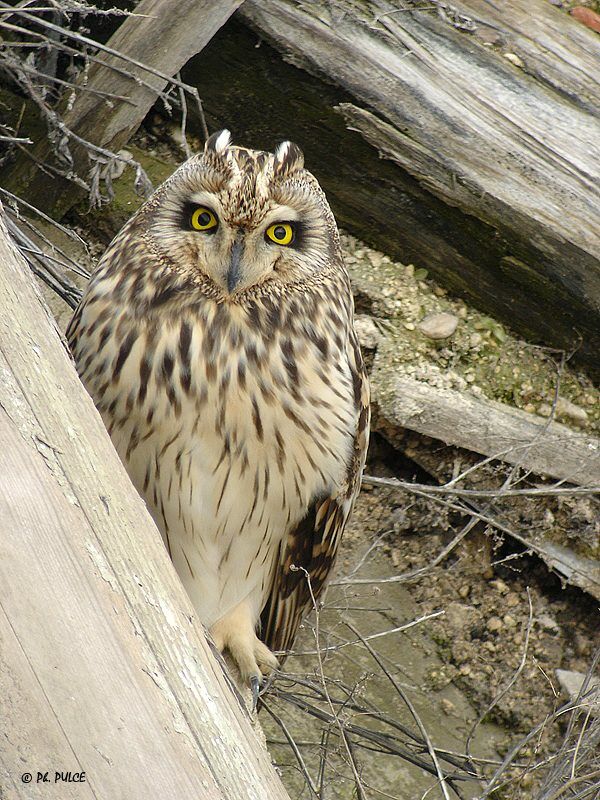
148,138,339,299
181,194,308,296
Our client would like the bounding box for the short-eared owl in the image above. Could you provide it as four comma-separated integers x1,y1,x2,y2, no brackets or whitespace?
68,131,370,697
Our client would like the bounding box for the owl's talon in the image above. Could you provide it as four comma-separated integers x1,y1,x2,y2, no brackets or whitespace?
250,675,261,712
259,669,276,697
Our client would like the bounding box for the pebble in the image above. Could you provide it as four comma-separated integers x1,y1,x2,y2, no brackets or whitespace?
503,614,517,628
504,52,525,68
536,614,559,633
490,578,509,594
446,602,473,630
555,669,600,714
538,398,588,425
556,397,588,425
458,584,471,599
440,698,455,715
538,402,552,417
506,593,520,608
418,312,459,340
487,616,503,633
354,315,382,350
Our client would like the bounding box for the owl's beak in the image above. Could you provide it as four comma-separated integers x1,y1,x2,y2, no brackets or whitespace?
226,235,244,294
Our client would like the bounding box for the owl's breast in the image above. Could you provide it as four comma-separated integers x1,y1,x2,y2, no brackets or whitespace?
72,291,359,623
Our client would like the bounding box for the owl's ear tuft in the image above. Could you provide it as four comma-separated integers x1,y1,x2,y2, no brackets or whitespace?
205,129,231,156
273,141,304,178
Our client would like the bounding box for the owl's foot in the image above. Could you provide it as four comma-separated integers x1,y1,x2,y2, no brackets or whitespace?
210,600,278,706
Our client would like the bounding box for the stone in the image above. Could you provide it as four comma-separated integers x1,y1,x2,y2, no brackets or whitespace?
446,602,473,630
538,398,588,425
487,616,503,633
538,402,552,417
354,314,382,350
556,397,589,425
536,614,559,633
368,250,384,268
555,669,600,715
418,312,459,340
504,52,525,68
440,698,455,715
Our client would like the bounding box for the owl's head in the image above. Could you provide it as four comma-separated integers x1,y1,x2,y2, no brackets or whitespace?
141,130,340,299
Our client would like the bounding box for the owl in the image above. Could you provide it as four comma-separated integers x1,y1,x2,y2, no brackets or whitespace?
67,131,370,702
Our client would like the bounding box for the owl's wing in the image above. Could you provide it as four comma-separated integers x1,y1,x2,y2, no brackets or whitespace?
260,336,370,658
259,493,349,656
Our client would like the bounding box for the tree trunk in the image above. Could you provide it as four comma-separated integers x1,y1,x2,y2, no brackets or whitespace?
2,0,242,216
0,206,290,799
183,1,600,376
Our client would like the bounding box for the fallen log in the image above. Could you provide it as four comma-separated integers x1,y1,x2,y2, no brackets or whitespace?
183,1,600,375
373,374,600,487
0,205,290,799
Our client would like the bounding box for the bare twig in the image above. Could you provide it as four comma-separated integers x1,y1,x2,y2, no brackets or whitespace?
261,697,321,797
362,474,600,499
345,620,457,800
466,588,534,759
291,565,370,798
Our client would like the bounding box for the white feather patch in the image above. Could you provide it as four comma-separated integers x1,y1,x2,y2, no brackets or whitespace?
275,141,291,161
214,129,231,154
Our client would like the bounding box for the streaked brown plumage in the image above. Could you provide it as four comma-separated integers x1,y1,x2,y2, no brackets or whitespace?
67,130,370,688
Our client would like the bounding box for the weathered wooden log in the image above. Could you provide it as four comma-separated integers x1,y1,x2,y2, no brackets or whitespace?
1,0,242,216
183,1,600,375
373,374,600,486
0,206,290,799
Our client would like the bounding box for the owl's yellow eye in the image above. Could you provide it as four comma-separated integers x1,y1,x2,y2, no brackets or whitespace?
191,206,218,232
266,222,294,246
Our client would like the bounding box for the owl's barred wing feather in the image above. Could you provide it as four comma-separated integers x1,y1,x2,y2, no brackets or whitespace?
260,493,347,655
261,332,370,657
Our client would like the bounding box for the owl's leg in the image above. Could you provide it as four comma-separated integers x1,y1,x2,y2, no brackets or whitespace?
210,599,278,706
